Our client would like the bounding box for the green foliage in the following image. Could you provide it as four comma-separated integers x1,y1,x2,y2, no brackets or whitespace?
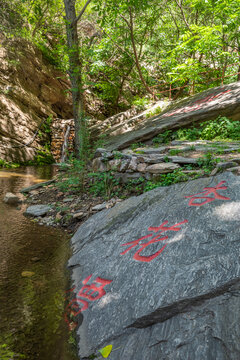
0,159,20,168
132,96,151,110
152,117,240,144
88,171,120,199
0,343,24,360
143,169,189,191
32,149,54,165
197,152,220,173
131,142,144,150
113,151,125,159
145,106,162,118
168,149,181,156
152,130,174,144
56,158,86,193
200,117,240,140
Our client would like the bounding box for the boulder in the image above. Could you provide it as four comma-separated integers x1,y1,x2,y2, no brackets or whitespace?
24,204,51,217
146,163,179,174
103,83,240,151
3,192,21,205
68,172,240,359
92,158,107,172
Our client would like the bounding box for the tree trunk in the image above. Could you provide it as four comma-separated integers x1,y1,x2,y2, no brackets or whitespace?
63,0,86,159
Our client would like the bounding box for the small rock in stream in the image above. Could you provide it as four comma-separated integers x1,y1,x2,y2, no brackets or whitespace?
4,192,21,205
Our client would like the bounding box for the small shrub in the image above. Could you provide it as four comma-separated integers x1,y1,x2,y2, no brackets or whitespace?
152,130,174,144
197,152,220,173
132,96,150,110
88,171,120,199
131,142,144,150
56,158,86,193
145,106,162,118
168,149,181,156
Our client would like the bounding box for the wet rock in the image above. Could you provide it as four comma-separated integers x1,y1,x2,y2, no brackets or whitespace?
146,163,179,174
3,192,21,205
24,204,51,217
69,172,240,359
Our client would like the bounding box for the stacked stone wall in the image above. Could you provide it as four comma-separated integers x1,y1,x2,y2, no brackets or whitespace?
51,118,75,162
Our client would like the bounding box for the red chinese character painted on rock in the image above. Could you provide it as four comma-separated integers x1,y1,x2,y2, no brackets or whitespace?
64,297,88,330
120,220,188,262
64,275,112,330
77,274,112,301
185,181,230,207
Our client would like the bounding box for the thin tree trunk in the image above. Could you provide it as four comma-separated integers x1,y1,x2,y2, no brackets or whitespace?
121,9,155,97
63,0,90,159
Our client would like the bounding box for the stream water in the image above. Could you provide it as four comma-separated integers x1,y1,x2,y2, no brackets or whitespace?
0,166,78,360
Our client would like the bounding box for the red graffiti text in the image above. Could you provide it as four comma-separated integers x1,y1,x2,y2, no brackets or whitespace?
120,219,188,262
64,275,112,330
185,181,230,206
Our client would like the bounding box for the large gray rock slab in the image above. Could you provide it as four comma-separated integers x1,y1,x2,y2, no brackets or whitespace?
24,204,51,217
68,172,240,359
99,281,240,360
103,82,240,151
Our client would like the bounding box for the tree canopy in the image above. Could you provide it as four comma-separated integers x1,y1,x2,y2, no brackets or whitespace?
2,0,240,155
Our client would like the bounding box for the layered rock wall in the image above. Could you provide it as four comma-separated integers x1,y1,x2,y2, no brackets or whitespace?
0,35,72,162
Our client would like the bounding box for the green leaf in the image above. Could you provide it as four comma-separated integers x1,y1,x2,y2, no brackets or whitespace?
98,345,113,358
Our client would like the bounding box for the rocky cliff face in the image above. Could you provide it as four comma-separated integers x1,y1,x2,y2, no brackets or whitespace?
0,34,72,162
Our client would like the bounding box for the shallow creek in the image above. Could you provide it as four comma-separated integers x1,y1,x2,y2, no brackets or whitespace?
0,166,78,360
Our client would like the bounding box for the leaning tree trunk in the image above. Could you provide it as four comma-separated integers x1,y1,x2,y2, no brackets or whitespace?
63,0,86,159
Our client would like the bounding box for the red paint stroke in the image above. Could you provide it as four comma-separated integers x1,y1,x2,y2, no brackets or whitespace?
162,90,231,118
185,181,230,206
78,275,113,301
64,275,112,330
64,298,88,330
121,220,188,262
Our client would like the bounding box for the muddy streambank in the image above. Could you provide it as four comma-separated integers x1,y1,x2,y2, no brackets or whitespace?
0,166,78,360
